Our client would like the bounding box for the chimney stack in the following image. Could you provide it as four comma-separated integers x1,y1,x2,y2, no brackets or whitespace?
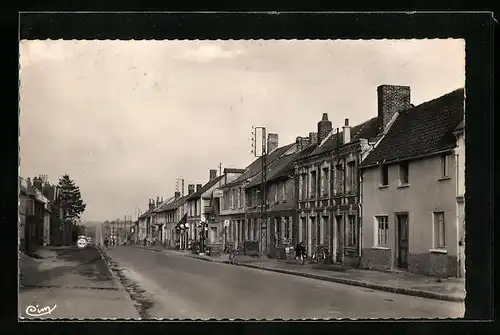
267,133,279,154
156,196,160,207
342,118,351,144
148,199,155,210
296,136,303,151
196,184,202,193
377,85,411,133
174,191,181,199
188,184,195,194
209,169,217,180
317,113,333,144
301,136,311,148
309,132,318,145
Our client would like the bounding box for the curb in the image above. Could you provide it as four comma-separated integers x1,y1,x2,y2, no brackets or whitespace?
235,263,464,303
95,248,141,318
133,245,464,303
97,248,125,290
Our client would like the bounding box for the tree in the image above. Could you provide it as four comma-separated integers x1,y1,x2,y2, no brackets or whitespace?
57,174,86,225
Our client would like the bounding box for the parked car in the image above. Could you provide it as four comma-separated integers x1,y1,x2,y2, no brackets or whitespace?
86,237,93,245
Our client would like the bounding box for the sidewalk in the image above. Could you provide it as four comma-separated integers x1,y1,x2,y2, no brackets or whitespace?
183,251,465,303
19,246,139,319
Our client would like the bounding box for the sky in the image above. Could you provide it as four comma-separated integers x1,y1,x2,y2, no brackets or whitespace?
19,39,465,221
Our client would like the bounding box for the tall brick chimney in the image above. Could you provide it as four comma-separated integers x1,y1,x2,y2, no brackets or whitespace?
209,169,217,180
267,133,279,154
342,118,351,144
196,184,202,193
309,132,318,145
188,184,195,194
317,113,333,144
377,85,411,133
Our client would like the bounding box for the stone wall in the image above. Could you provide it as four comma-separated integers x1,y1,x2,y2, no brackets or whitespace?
360,248,392,271
408,252,458,278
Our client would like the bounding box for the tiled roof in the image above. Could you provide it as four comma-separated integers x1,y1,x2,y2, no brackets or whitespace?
154,196,176,212
271,145,317,181
224,143,294,188
308,117,380,157
246,147,306,188
157,195,189,213
186,175,225,200
360,88,465,168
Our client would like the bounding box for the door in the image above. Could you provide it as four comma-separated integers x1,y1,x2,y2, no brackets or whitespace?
310,217,317,253
335,215,343,263
396,213,409,269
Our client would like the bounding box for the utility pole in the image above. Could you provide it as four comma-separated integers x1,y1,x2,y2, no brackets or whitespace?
252,126,267,255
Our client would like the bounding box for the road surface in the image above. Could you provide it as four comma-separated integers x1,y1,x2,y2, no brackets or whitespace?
104,246,464,319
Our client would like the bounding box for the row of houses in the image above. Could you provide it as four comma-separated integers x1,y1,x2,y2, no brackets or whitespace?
131,84,465,278
19,176,72,252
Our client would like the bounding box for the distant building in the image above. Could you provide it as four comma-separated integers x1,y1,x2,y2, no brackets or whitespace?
359,88,465,278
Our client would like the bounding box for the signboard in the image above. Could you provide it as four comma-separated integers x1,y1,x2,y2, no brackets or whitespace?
77,238,87,249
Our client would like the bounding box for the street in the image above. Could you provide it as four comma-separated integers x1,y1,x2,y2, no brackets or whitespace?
19,246,139,319
104,246,464,319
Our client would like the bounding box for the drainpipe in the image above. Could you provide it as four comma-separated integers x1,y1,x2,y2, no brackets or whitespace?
358,153,363,262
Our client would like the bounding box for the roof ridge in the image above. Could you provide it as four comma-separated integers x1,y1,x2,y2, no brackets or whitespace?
402,88,465,116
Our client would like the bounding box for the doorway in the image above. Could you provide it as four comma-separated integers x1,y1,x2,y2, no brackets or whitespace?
335,215,343,263
310,216,317,254
396,213,409,269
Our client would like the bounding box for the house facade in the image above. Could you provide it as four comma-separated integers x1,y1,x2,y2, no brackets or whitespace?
359,88,465,278
156,192,188,249
294,85,409,267
244,138,304,256
20,177,52,251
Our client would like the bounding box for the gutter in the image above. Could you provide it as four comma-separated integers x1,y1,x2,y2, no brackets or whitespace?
359,147,457,170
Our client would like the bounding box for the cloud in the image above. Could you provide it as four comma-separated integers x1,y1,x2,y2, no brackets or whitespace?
173,43,243,63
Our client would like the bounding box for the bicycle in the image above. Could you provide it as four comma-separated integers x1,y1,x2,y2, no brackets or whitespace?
228,246,241,265
315,246,329,265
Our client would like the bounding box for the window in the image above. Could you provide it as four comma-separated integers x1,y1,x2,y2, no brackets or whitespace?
347,161,356,193
274,184,278,203
335,163,344,194
310,170,317,198
380,165,389,186
375,216,389,246
345,215,357,247
238,188,242,208
301,174,307,200
284,217,290,239
322,167,329,196
282,181,287,202
433,212,446,249
399,161,409,185
441,154,450,177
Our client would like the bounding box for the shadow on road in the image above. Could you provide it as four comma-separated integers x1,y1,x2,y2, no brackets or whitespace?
20,246,114,291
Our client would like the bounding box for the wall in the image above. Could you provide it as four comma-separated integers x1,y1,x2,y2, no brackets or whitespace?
361,153,459,276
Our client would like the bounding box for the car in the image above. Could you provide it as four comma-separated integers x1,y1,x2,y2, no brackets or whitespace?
86,237,93,245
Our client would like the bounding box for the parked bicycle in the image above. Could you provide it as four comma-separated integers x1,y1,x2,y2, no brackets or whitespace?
228,246,242,265
315,245,329,265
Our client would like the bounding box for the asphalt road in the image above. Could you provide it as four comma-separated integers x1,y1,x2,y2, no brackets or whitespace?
104,246,464,319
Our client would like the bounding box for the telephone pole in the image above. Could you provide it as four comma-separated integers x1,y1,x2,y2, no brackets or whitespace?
252,126,267,255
